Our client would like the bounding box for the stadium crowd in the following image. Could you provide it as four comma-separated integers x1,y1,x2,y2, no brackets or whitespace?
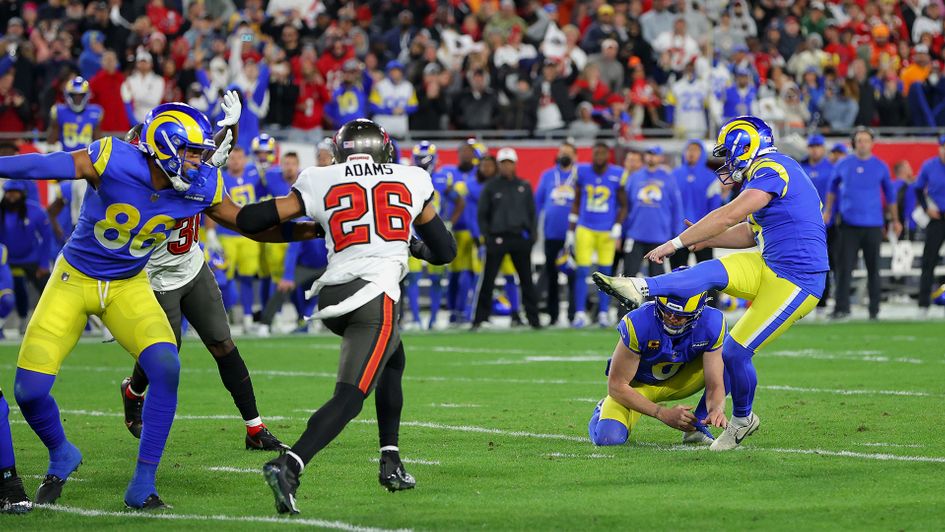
7,0,945,141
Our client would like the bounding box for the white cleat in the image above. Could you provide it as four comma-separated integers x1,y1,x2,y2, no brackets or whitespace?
592,273,648,309
596,312,610,328
710,413,760,451
682,430,714,445
571,311,588,329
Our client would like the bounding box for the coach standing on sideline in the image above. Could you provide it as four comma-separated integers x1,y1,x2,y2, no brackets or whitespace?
473,148,542,330
916,136,945,316
535,142,577,326
826,127,902,320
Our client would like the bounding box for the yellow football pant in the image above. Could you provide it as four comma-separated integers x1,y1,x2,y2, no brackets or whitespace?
599,359,705,436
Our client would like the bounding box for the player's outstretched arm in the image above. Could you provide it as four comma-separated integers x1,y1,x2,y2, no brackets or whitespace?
209,194,322,242
409,202,458,265
0,149,101,187
607,341,698,432
701,346,728,429
687,221,756,251
645,188,771,264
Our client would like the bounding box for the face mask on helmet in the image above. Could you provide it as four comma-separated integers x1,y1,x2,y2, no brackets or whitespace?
139,104,216,193
713,116,775,186
65,77,91,113
412,142,438,172
654,293,707,336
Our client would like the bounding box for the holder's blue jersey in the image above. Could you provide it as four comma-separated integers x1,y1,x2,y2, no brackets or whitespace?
218,165,263,236
576,163,626,230
616,303,726,385
742,152,829,294
61,137,224,280
52,104,103,151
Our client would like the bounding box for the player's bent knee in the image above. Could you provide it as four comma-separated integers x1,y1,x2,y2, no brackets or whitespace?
138,343,181,386
722,336,754,365
12,368,56,406
334,382,366,421
591,418,629,446
207,339,236,358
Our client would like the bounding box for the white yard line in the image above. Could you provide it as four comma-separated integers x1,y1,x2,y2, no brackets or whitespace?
858,442,925,449
206,466,259,474
39,504,408,531
545,452,614,459
25,474,87,482
429,403,481,408
368,457,441,466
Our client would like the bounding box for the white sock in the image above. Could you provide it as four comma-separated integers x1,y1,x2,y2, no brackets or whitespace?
732,414,752,426
380,445,399,453
286,450,305,473
244,416,263,428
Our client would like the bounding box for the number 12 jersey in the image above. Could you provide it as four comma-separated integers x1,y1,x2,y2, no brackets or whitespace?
292,155,434,318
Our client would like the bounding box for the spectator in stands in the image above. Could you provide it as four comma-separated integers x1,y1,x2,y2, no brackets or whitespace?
573,63,611,109
535,142,578,327
485,0,526,42
530,58,575,132
291,57,330,139
569,102,601,139
0,180,52,334
581,4,621,55
729,0,757,41
666,60,709,139
587,39,623,93
787,33,829,79
911,2,942,45
79,30,105,79
671,140,720,269
722,67,758,122
453,68,498,130
827,127,902,320
411,62,449,132
89,50,128,132
369,60,417,138
493,25,538,71
824,26,856,78
916,137,945,316
901,44,932,96
623,146,682,277
121,48,164,124
802,2,829,38
639,0,675,46
821,78,860,132
876,74,909,127
654,18,700,77
0,60,29,132
265,61,298,132
713,12,747,59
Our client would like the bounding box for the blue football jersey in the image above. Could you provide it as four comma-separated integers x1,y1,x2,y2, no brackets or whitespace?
257,167,289,198
53,104,103,151
616,302,726,385
576,163,626,231
440,165,477,232
61,137,224,280
218,165,263,236
431,169,463,222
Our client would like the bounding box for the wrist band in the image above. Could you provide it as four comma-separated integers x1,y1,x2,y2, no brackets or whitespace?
671,237,685,250
568,213,578,224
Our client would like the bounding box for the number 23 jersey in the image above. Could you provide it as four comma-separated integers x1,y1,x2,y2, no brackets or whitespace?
292,155,434,317
62,137,224,281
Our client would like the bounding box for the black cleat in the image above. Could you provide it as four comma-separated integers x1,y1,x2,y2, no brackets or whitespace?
263,454,300,515
246,426,288,451
379,451,416,492
120,377,144,439
0,474,33,514
125,494,171,511
35,475,68,505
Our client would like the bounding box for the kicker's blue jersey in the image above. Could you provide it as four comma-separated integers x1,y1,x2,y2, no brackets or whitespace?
616,303,726,385
53,103,103,151
61,137,224,280
218,165,263,236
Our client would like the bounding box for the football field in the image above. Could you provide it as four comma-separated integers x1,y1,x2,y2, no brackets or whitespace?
1,321,944,530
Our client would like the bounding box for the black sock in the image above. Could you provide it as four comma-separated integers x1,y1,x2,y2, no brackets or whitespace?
291,382,364,464
214,347,260,422
129,361,149,394
375,342,406,449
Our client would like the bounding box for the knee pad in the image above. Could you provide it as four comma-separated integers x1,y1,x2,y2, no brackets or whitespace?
722,336,754,365
591,418,629,446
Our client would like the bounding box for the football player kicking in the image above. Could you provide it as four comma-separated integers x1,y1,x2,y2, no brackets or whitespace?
588,289,728,446
593,116,828,451
234,119,457,514
0,94,318,509
118,126,284,451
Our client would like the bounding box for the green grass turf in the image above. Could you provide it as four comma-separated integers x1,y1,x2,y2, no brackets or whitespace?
1,321,944,530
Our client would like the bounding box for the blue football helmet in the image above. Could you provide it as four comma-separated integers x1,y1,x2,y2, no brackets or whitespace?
251,133,277,171
712,116,776,185
653,268,708,336
65,76,91,113
412,141,438,172
139,102,216,192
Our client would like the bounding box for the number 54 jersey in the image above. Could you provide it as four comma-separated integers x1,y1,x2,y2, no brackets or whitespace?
292,155,434,318
62,137,224,280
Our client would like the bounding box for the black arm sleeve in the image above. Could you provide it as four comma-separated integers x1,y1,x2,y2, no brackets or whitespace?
236,198,280,234
411,214,457,265
915,186,928,210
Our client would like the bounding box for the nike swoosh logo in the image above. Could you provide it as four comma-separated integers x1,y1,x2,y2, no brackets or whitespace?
734,419,756,444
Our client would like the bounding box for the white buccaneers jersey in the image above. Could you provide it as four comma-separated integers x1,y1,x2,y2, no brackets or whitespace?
293,154,434,318
146,214,205,292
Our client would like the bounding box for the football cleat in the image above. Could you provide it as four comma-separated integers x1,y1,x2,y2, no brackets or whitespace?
571,311,588,329
246,426,288,451
121,377,144,439
596,311,610,328
35,442,83,505
35,475,68,505
592,272,648,309
125,493,171,511
379,451,416,492
710,412,760,451
682,426,715,444
263,454,301,514
0,474,32,514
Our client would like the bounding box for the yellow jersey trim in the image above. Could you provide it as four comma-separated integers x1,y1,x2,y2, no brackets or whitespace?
92,136,113,176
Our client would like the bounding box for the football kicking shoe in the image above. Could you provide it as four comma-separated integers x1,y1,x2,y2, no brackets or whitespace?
125,493,171,511
682,424,715,444
379,450,415,492
0,473,32,514
35,441,83,505
710,413,760,451
263,454,301,514
120,377,144,439
246,425,288,451
591,273,647,309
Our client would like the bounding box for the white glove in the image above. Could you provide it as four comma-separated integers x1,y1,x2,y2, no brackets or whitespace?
217,90,241,127
565,230,575,250
610,223,622,240
209,129,233,167
204,228,223,254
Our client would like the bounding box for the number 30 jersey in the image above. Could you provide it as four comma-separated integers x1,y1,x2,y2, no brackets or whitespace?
62,137,224,281
293,155,434,318
146,214,205,292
